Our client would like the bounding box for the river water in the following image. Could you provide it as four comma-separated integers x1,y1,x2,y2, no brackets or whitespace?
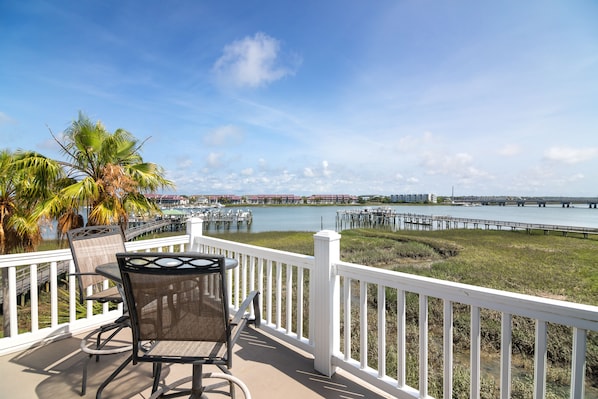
206,204,598,233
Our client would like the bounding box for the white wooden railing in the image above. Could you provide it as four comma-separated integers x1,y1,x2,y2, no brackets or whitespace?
1,218,597,398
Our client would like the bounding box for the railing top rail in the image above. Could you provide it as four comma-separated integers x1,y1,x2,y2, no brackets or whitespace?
0,248,72,268
197,235,315,268
0,235,191,269
124,234,189,251
336,260,598,330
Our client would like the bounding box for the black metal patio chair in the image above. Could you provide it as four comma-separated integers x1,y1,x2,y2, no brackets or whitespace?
117,252,260,399
67,225,131,396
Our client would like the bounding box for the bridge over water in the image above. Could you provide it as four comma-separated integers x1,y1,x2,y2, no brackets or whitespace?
455,196,598,207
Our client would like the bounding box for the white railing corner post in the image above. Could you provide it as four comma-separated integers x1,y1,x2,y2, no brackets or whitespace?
313,229,341,377
187,217,204,251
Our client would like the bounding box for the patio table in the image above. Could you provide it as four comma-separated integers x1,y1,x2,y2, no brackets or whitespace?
96,256,238,283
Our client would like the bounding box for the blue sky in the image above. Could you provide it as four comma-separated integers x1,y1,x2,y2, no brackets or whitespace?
1,1,597,197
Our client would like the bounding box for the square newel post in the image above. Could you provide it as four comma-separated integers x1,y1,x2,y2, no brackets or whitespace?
313,230,342,377
186,217,204,251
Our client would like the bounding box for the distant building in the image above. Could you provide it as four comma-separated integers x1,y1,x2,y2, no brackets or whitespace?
390,193,437,204
245,194,303,205
145,194,188,206
306,194,358,204
190,195,243,205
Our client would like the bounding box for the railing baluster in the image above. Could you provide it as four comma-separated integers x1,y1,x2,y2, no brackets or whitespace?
534,320,548,399
378,285,386,378
471,305,481,399
443,300,453,399
343,277,352,361
397,289,406,387
227,254,233,309
571,327,587,399
257,257,264,320
69,260,76,323
30,264,38,333
233,254,240,309
297,266,304,340
500,312,512,399
286,264,292,334
276,261,282,328
242,255,248,306
419,294,428,397
50,261,58,327
8,266,18,337
266,259,273,326
360,280,367,369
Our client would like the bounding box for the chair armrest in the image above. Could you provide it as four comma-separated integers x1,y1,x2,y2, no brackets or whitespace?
231,290,261,328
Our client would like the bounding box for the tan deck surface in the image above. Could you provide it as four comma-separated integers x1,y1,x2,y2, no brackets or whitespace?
0,327,394,398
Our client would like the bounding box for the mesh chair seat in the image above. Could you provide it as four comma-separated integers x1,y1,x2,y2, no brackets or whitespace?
86,284,122,302
144,340,227,360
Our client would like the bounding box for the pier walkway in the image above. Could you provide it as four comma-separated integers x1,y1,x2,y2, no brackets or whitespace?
336,208,598,238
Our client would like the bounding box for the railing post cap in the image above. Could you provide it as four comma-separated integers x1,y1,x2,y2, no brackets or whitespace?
314,230,341,240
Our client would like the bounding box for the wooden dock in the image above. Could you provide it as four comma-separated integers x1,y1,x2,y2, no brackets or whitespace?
336,209,598,238
199,209,253,230
127,208,254,235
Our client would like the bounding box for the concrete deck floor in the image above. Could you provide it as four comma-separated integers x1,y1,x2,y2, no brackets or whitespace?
0,327,394,399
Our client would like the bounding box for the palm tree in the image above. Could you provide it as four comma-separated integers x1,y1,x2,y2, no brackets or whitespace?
1,149,62,336
0,150,61,254
39,112,174,234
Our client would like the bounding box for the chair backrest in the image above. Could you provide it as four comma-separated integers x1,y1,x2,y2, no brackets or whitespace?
116,252,231,363
67,225,126,303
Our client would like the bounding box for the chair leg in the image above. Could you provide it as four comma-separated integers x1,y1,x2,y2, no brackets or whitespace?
81,355,89,396
152,363,162,394
80,321,130,395
95,322,126,361
95,355,132,399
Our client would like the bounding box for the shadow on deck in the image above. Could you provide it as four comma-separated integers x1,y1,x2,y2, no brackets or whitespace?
1,327,393,399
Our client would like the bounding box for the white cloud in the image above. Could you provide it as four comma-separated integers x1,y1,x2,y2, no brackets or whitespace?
567,173,585,182
177,158,193,168
498,144,521,156
0,112,15,125
213,32,298,88
544,146,598,164
322,160,331,177
203,125,243,146
206,152,222,168
303,167,315,177
395,131,435,152
241,167,253,176
422,152,491,186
